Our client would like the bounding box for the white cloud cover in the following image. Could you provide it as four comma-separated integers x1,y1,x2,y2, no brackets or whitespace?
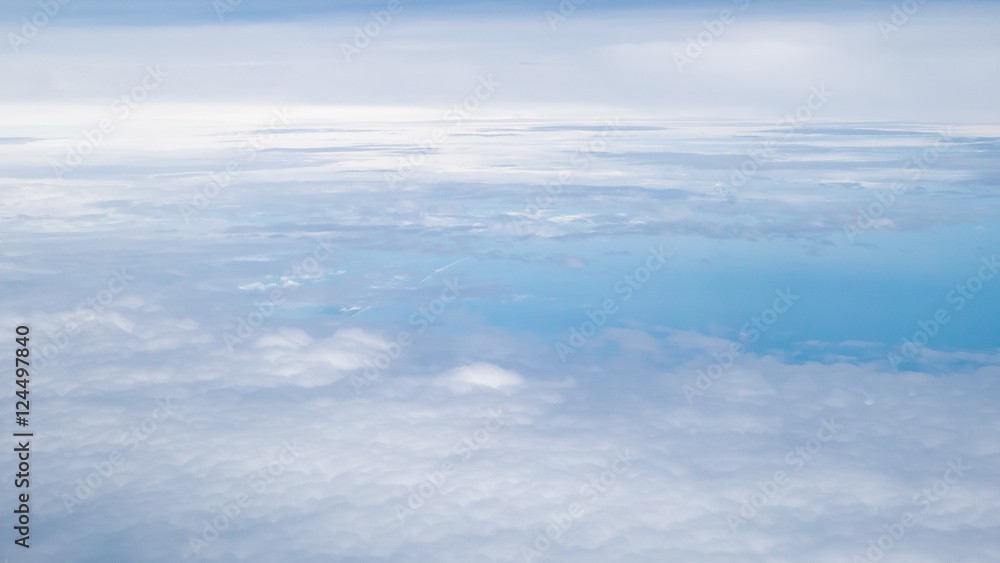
7,315,998,562
2,4,1000,122
2,2,999,561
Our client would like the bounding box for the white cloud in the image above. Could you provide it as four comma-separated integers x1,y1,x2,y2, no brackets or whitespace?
436,362,527,394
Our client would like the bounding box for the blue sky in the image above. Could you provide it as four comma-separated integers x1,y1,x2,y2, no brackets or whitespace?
1,0,949,24
1,1,999,562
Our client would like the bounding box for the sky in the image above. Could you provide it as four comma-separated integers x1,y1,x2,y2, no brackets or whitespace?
1,0,999,562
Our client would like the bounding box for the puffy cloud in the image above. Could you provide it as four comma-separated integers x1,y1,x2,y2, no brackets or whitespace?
436,362,527,394
14,318,1000,562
